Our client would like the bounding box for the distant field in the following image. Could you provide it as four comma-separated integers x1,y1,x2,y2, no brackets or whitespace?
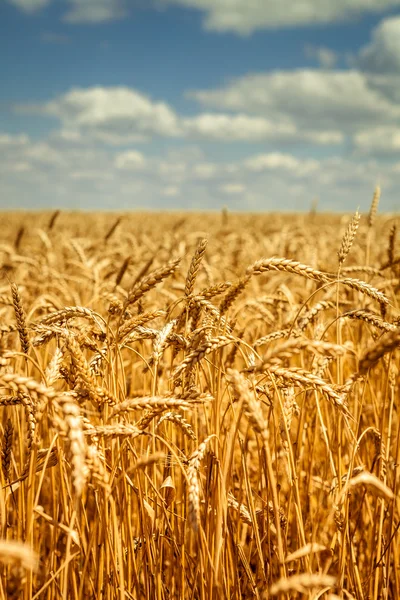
0,203,399,599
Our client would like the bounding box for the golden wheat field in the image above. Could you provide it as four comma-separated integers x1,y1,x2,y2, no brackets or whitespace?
0,197,399,599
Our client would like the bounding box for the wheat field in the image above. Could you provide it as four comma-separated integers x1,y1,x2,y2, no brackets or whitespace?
0,197,399,599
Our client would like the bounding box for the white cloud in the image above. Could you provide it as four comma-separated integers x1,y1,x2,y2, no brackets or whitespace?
0,133,29,147
365,73,400,105
220,183,246,195
158,0,400,34
16,85,345,147
163,186,180,197
358,16,400,72
354,127,400,152
8,0,400,31
304,44,337,69
1,133,399,211
184,113,293,141
6,0,50,12
158,160,187,183
25,142,66,166
53,129,83,143
192,163,219,179
244,153,320,177
7,0,126,22
63,0,126,23
183,112,343,144
70,170,113,181
115,150,147,170
19,87,182,143
5,161,32,173
188,69,400,133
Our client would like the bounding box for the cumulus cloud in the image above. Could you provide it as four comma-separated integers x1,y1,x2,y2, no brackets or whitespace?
188,69,400,134
16,86,346,146
0,133,29,147
183,112,343,144
219,183,246,195
8,0,400,31
63,0,126,23
6,0,50,12
7,0,126,22
158,0,400,34
244,153,320,177
192,163,219,179
25,142,66,167
115,150,147,170
304,44,338,69
163,186,180,197
184,113,293,141
354,127,400,152
358,16,400,73
18,87,182,144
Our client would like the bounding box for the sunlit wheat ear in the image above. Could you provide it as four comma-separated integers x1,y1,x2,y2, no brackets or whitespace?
337,276,389,306
109,394,210,418
343,309,397,333
253,327,301,348
279,386,299,454
185,238,208,297
199,281,232,300
297,300,335,331
104,216,122,242
368,184,380,228
338,210,360,266
156,411,197,440
10,283,29,355
124,257,181,310
251,338,347,370
63,332,117,405
249,257,331,283
117,309,165,341
242,361,351,418
44,347,64,386
86,443,110,490
387,223,397,266
284,542,328,563
59,395,88,497
47,208,60,230
14,225,24,251
89,345,107,377
13,447,59,488
227,369,269,445
160,475,176,509
219,275,251,314
37,306,106,330
335,471,394,505
227,492,253,526
0,540,39,572
187,435,214,532
173,334,237,377
2,418,13,482
84,423,142,439
152,319,176,365
269,573,336,596
130,452,166,472
63,332,96,387
18,392,36,474
356,328,400,377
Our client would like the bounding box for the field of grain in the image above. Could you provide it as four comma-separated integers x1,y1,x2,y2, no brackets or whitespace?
0,199,399,599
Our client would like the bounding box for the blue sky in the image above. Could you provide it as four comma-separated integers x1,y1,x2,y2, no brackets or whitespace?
1,0,400,211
